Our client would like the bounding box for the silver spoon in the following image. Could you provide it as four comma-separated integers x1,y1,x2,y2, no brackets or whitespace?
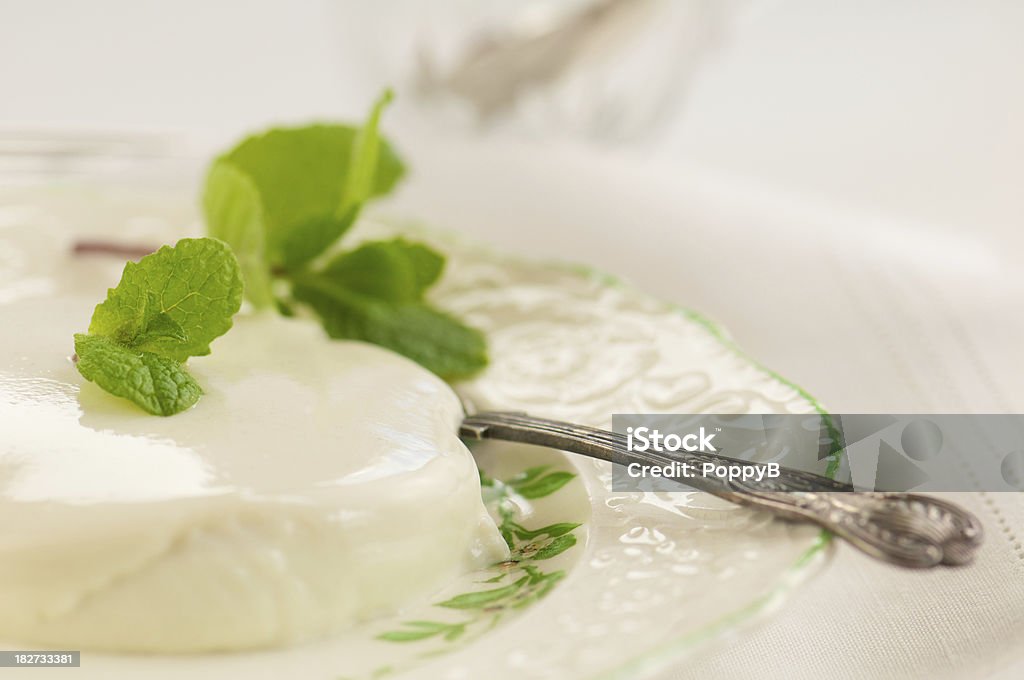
461,411,983,569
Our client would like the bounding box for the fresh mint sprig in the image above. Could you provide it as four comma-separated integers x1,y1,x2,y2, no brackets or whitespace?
203,90,404,303
290,239,487,380
202,91,488,380
74,238,243,416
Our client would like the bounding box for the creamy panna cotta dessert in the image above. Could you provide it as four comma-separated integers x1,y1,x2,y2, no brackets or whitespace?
0,223,509,652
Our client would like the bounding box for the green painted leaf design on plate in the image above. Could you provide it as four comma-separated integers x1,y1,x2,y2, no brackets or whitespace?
377,621,468,643
377,463,581,652
530,534,578,561
511,521,581,541
506,466,575,499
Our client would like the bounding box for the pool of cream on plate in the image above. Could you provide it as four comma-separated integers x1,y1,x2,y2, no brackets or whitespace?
0,212,508,652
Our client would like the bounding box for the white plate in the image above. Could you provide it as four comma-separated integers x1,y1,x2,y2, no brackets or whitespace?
1,167,833,679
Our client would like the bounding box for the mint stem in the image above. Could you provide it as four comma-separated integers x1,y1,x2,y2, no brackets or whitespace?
72,240,156,259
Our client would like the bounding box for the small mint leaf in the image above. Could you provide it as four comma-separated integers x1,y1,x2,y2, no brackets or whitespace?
291,271,487,380
133,311,188,349
321,240,418,303
88,238,243,362
320,239,445,303
129,292,190,352
74,334,202,416
74,237,242,416
395,239,445,291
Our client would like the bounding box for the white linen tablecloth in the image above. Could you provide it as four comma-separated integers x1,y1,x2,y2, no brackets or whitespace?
668,493,1024,680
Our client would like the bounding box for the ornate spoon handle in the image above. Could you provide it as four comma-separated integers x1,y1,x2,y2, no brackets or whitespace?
460,412,983,568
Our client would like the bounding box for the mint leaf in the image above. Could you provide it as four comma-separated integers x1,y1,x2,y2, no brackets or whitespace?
132,292,189,350
203,91,404,275
88,238,244,362
135,312,187,346
291,271,487,380
74,335,203,416
397,240,445,291
75,237,243,416
320,239,444,303
321,241,417,303
203,161,275,307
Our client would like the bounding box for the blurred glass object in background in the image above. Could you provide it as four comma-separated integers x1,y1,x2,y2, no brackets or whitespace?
334,0,741,143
